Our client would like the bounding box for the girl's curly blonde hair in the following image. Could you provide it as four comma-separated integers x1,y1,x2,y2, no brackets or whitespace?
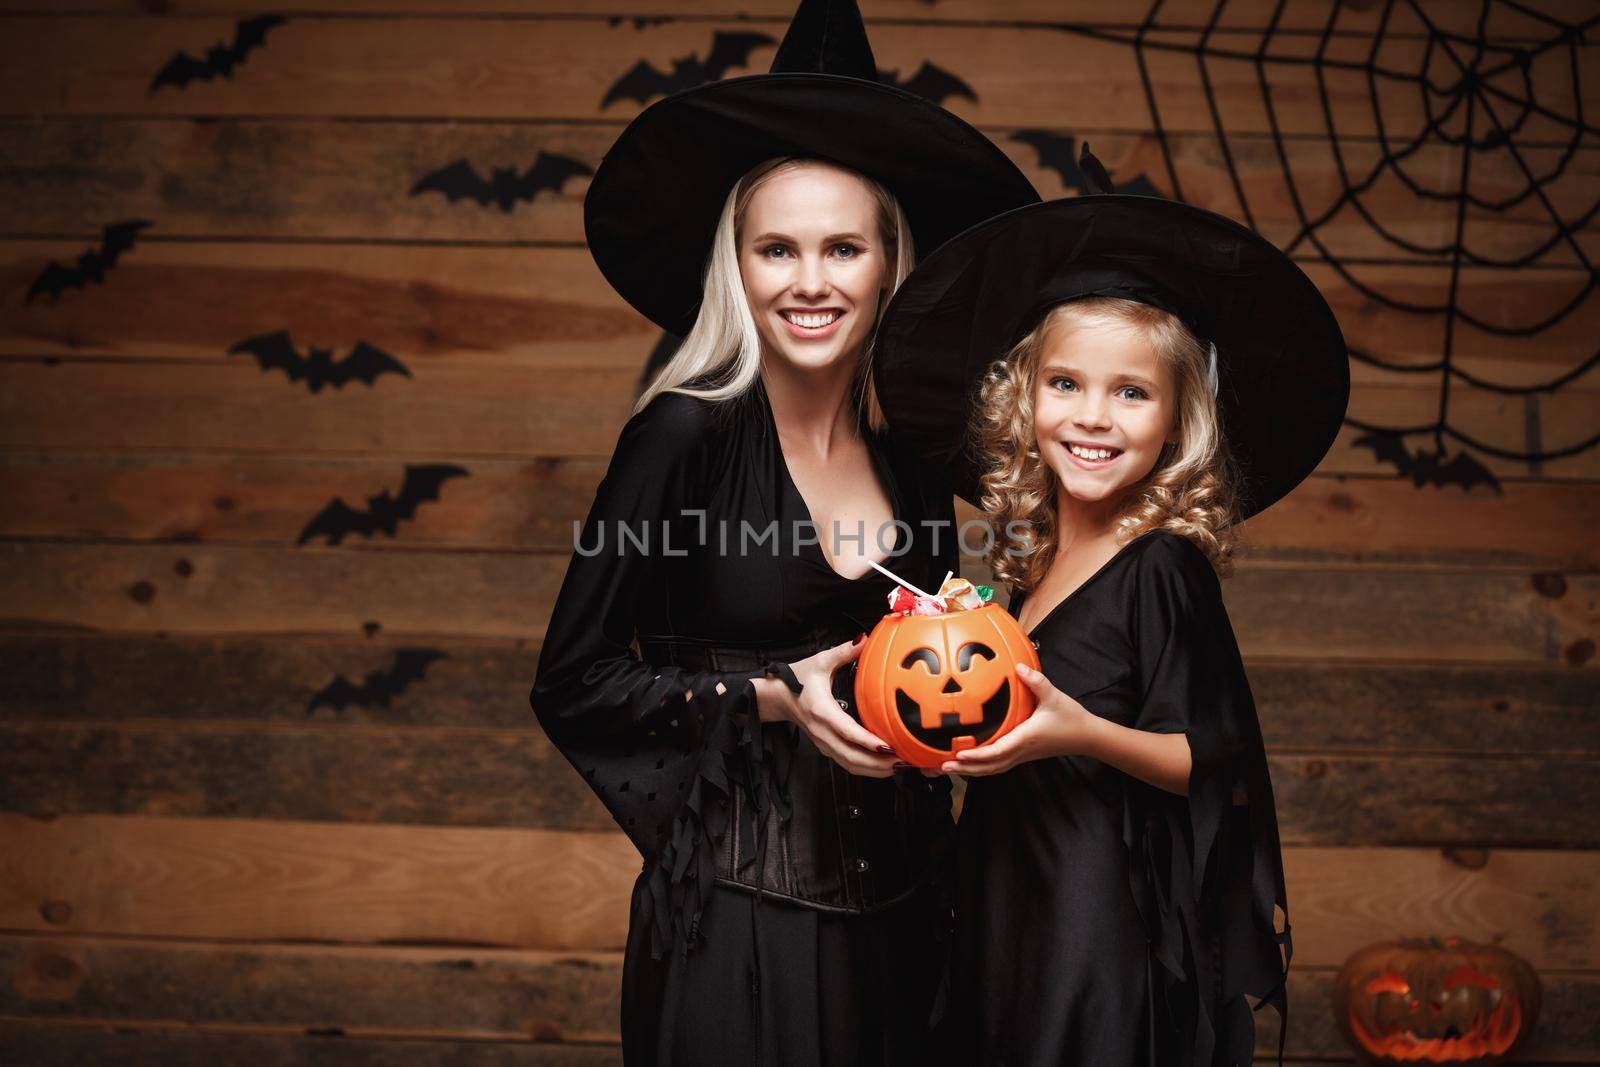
972,295,1241,589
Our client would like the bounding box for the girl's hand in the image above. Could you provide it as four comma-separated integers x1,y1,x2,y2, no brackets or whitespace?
760,636,899,778
939,662,1101,776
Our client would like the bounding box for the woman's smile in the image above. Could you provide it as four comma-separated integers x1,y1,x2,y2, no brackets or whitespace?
779,306,847,339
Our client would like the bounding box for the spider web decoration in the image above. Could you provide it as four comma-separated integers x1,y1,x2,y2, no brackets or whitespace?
1057,0,1600,491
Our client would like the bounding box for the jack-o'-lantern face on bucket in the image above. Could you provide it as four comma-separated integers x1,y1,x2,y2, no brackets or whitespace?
855,604,1039,767
894,638,1012,748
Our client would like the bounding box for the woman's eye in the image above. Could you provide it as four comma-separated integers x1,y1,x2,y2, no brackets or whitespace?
762,245,791,260
832,244,860,258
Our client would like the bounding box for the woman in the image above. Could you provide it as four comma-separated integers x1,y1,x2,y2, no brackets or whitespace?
529,2,1037,1063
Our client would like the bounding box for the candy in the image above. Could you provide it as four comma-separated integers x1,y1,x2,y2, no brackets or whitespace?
937,577,985,612
911,595,947,616
888,587,917,615
976,584,995,603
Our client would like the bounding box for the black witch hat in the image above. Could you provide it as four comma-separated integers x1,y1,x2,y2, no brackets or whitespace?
873,145,1350,519
584,0,1039,336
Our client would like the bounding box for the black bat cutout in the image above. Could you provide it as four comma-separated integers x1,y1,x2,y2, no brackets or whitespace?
149,15,287,94
25,219,152,305
878,62,977,106
297,464,469,546
601,30,776,108
228,331,412,393
306,648,449,715
637,329,684,396
410,152,594,213
1353,431,1503,492
1011,130,1167,199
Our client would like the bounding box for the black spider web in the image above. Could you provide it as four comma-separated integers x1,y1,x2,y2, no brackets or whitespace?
1060,0,1600,483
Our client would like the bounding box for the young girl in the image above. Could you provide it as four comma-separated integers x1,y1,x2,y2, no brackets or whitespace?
871,163,1349,1066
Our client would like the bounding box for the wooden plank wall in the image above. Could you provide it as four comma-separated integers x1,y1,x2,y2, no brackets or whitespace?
0,1,1595,1063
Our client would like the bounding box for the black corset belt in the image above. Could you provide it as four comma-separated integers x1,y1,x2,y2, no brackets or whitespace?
638,631,954,915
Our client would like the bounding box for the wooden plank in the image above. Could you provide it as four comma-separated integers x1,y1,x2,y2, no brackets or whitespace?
1265,753,1600,849
0,934,1596,1060
4,451,1595,566
3,632,1593,753
3,717,1598,842
0,361,638,458
0,453,610,554
0,1021,621,1067
0,722,611,832
5,239,1597,381
0,120,1593,263
12,1,1582,41
0,242,654,370
0,815,631,949
1249,662,1600,755
0,1020,623,1067
0,934,621,1042
0,359,1595,481
6,814,1599,970
1281,846,1600,972
0,16,1592,142
2,541,1596,661
0,633,547,729
1232,476,1600,568
2,635,1595,755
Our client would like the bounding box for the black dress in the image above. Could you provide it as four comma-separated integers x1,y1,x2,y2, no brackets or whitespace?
949,530,1292,1066
531,377,960,1066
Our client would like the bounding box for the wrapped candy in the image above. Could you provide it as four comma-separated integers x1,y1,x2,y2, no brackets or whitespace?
887,585,947,617
933,576,996,612
939,577,983,611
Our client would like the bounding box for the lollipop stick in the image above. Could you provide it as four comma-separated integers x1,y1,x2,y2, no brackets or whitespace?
867,559,934,600
940,570,953,590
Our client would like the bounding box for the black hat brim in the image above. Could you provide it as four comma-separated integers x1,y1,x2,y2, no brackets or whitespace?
874,195,1350,518
584,73,1040,336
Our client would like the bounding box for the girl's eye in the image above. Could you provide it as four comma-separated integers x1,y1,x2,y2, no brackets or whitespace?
1117,386,1149,401
1048,376,1078,392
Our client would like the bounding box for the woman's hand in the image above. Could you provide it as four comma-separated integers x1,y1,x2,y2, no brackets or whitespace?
939,662,1102,776
756,636,899,778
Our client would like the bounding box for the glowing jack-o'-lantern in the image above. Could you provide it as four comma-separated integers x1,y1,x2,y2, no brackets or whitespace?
1332,937,1541,1066
854,603,1039,768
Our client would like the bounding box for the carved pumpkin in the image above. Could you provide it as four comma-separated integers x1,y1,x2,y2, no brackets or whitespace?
1333,937,1541,1066
855,603,1039,767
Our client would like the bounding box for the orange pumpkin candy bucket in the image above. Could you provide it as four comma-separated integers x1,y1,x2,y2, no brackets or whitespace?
854,586,1040,768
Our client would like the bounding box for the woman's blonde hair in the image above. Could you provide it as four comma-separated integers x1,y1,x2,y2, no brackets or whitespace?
633,157,915,431
973,295,1241,588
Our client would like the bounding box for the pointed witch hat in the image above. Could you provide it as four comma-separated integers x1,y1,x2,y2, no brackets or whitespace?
584,0,1039,336
873,144,1350,519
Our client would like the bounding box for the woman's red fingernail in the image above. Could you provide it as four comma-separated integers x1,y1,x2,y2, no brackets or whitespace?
877,745,894,755
892,761,911,770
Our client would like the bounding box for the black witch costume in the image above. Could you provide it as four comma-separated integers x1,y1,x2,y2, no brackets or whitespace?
872,151,1350,1065
529,2,1037,1064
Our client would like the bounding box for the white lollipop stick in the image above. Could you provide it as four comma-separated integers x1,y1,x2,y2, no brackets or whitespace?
867,558,934,600
940,570,953,591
